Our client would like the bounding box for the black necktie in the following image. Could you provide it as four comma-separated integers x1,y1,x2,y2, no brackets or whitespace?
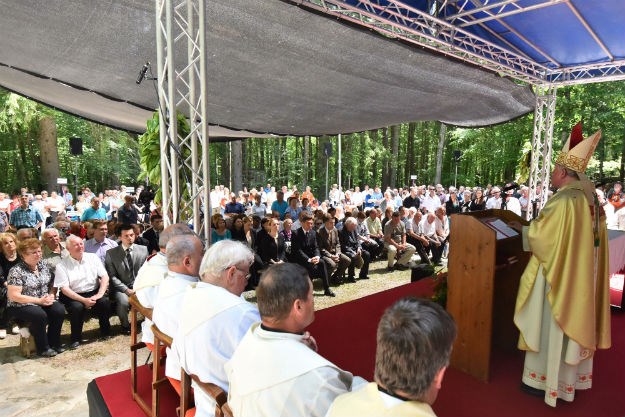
126,248,135,280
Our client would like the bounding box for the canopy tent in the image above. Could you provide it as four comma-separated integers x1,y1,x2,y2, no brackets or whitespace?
0,0,535,136
306,0,625,86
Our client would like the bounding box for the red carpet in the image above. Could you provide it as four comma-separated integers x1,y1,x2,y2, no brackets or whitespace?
308,278,437,381
92,364,179,417
90,279,624,417
308,279,625,417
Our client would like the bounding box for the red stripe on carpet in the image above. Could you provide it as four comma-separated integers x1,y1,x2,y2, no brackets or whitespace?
94,364,179,417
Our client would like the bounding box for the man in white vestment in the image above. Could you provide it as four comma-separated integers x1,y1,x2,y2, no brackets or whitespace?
151,234,203,394
326,298,456,417
134,223,194,347
171,240,259,417
225,263,362,417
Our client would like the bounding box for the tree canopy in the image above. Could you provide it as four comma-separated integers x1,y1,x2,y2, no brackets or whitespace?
1,81,624,199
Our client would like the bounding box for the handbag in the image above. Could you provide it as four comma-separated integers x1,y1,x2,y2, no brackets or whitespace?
19,329,37,358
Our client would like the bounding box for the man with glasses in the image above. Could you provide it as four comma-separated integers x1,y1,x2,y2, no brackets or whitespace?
152,234,203,394
85,220,118,264
421,187,442,214
485,186,503,210
172,240,258,417
9,194,43,231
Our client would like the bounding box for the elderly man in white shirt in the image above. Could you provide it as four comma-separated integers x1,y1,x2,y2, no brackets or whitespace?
133,223,195,347
421,186,442,213
226,263,363,417
171,240,258,417
152,234,203,394
55,234,112,349
485,186,503,209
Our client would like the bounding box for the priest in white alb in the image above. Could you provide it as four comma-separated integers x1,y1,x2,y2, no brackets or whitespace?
225,263,365,417
171,240,259,417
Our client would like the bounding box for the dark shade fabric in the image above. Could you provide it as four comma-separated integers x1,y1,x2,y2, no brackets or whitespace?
0,0,535,136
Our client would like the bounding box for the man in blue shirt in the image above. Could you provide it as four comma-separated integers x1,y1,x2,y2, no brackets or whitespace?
271,191,288,220
9,195,43,230
81,197,107,221
224,195,245,215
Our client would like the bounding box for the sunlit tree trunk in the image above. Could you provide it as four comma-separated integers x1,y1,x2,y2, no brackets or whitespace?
38,116,60,192
435,123,446,185
390,125,399,189
232,139,243,194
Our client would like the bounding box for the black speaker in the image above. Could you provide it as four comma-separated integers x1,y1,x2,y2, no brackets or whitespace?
70,137,83,155
323,142,332,157
453,150,462,161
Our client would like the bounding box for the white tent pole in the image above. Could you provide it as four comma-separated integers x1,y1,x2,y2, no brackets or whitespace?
338,134,342,193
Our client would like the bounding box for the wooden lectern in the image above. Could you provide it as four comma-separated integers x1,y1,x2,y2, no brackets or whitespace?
446,209,530,382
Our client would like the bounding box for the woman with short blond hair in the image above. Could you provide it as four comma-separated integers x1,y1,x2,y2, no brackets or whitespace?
6,238,65,357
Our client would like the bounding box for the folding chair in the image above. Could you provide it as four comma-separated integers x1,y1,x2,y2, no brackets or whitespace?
129,293,154,416
179,370,228,417
151,323,174,417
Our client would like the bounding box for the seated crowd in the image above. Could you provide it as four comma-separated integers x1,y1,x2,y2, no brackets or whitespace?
0,181,481,416
0,180,532,347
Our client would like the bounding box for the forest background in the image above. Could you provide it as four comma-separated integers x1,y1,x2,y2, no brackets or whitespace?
1,81,624,200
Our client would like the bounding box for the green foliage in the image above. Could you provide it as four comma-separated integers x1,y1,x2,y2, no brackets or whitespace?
0,88,141,194
3,80,625,198
138,110,191,203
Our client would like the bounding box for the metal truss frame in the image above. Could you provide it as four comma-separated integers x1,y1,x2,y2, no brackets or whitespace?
153,0,614,228
298,0,625,86
527,85,557,219
155,0,211,241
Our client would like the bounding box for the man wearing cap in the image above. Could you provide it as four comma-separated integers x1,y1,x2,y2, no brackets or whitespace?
509,123,611,407
485,186,502,209
502,188,522,217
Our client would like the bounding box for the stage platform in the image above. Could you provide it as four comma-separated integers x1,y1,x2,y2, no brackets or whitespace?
88,278,625,417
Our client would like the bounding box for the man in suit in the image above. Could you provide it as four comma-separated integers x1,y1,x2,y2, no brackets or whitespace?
143,214,164,255
317,214,350,284
105,223,148,334
292,212,335,297
339,217,371,281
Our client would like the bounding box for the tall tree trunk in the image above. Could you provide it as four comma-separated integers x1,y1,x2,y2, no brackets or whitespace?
281,137,288,185
370,130,379,186
303,136,309,187
222,143,230,190
231,140,243,193
359,133,367,186
381,127,390,189
242,139,248,187
419,122,429,183
435,123,446,184
390,125,400,189
620,130,625,183
406,122,416,185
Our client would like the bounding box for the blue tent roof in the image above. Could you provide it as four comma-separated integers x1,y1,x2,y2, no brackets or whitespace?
309,0,625,85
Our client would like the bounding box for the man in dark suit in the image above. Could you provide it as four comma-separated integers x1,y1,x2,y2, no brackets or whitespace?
142,214,164,255
105,223,148,333
317,214,350,284
291,212,335,297
339,216,371,281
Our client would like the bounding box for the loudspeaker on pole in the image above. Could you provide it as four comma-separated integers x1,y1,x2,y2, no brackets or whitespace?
70,137,83,155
